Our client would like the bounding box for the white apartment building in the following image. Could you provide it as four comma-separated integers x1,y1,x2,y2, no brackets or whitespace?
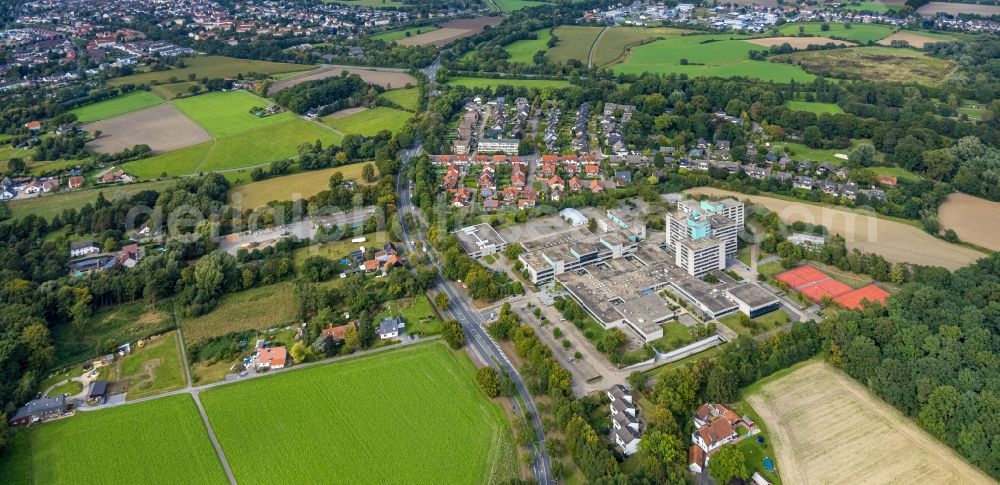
666,198,744,276
477,138,519,155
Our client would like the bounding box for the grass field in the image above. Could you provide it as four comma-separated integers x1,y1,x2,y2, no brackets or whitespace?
777,142,852,165
777,22,894,43
546,26,603,63
775,45,955,85
685,187,985,270
0,395,227,485
108,331,186,400
718,309,789,336
868,165,920,182
8,179,175,220
51,300,175,369
172,91,291,138
322,106,412,136
842,0,898,12
591,27,688,67
150,81,199,100
375,295,443,336
784,100,843,114
505,29,552,64
446,76,570,89
46,380,83,397
379,87,420,111
70,90,165,123
614,36,815,83
372,26,439,42
745,360,994,485
111,55,310,87
494,0,549,11
200,342,517,484
181,282,297,344
121,141,213,179
229,163,372,210
323,0,405,6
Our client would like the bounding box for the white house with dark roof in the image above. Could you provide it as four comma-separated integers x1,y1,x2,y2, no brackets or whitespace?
70,240,100,258
378,316,404,339
607,384,642,455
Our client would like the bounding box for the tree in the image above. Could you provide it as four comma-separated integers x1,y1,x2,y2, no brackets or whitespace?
849,143,876,167
476,367,502,397
802,126,823,148
362,163,376,183
709,445,747,483
290,341,314,364
6,158,25,174
627,371,646,391
588,217,597,233
442,319,465,349
435,291,450,310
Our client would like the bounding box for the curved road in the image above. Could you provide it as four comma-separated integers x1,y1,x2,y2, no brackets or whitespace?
396,146,553,485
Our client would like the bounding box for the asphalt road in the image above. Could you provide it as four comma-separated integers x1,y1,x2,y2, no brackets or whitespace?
396,146,554,485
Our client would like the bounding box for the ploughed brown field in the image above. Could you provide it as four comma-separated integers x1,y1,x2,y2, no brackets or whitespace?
939,192,1000,251
877,31,949,48
917,1,1000,16
747,360,995,485
267,65,417,93
746,36,855,48
84,104,211,154
397,16,503,47
685,187,986,270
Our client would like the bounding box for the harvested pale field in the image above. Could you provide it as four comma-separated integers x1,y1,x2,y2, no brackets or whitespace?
267,65,417,93
685,187,986,270
746,360,994,485
746,36,854,48
877,31,950,48
398,16,502,47
83,104,211,154
939,192,1000,251
917,1,1000,16
327,106,368,119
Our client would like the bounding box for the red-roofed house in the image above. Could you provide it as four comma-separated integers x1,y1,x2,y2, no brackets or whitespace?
511,171,526,189
876,175,897,187
568,176,583,192
24,121,41,131
548,175,565,190
589,179,604,192
256,345,287,370
68,176,85,189
584,164,600,177
518,198,535,210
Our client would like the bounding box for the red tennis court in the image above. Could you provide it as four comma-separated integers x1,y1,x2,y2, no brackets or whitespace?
834,284,890,309
776,265,829,289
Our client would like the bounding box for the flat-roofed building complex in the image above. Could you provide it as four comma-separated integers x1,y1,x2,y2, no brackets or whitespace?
453,223,507,259
666,198,744,276
477,138,519,155
519,229,637,285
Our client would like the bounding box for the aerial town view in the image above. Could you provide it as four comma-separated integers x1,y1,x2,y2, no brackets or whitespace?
1,0,1000,483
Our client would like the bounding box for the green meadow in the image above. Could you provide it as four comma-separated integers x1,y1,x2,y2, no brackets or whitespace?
785,100,844,115
777,22,894,44
379,87,420,111
322,107,412,137
70,90,165,123
447,76,571,89
505,29,553,64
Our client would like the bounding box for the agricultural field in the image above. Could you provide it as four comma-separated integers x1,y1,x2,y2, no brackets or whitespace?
939,193,1000,251
172,91,292,138
614,35,815,83
229,163,372,210
181,282,297,345
375,295,443,336
83,103,212,154
379,87,420,111
322,106,412,136
121,141,213,180
842,0,898,12
200,343,517,484
69,90,165,123
774,46,956,85
591,27,690,67
267,65,417,93
194,118,341,173
745,36,854,49
149,81,199,100
877,30,957,48
372,27,438,42
784,100,843,114
397,17,503,47
746,360,994,485
99,332,186,400
917,1,1000,16
110,55,310,87
504,29,553,64
685,187,986,270
323,0,405,6
776,22,894,44
545,26,603,63
493,0,549,12
0,395,227,485
7,179,175,221
50,300,174,369
446,76,570,89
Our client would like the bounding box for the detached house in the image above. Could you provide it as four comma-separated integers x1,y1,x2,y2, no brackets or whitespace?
378,316,405,339
70,240,100,258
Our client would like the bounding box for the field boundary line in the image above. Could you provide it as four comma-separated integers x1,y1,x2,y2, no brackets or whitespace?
587,26,609,69
173,301,193,388
307,115,348,137
193,393,237,485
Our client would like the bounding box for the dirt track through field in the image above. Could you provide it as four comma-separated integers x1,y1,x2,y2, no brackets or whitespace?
327,106,368,119
746,36,854,48
746,361,995,485
267,65,417,93
685,187,986,270
84,104,212,154
939,192,1000,251
877,31,948,48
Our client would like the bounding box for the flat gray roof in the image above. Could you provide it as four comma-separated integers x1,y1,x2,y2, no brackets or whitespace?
727,283,779,309
452,224,506,255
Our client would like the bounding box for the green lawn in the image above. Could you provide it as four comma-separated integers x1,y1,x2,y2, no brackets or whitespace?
150,81,200,100
117,331,186,400
719,309,790,336
172,91,292,138
322,107,413,136
777,22,894,44
757,261,783,280
446,76,570,89
0,395,227,485
592,27,689,68
50,300,175,368
730,401,783,485
194,118,341,172
868,165,921,182
111,55,310,87
777,142,852,166
46,380,83,397
614,35,815,83
648,322,696,353
957,100,985,121
200,342,517,484
229,163,372,210
375,295,443,336
8,179,176,220
70,90,165,123
291,231,388,269
784,100,843,115
379,87,420,111
372,26,439,42
505,29,553,64
181,282,298,345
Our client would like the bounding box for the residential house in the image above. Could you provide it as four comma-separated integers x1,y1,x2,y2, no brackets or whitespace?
67,176,85,189
568,176,583,192
256,345,287,370
378,316,404,339
119,243,143,268
614,170,632,187
607,385,641,455
41,179,59,192
8,395,69,426
584,164,600,177
691,403,752,454
589,179,604,193
548,175,565,191
24,121,41,132
70,240,100,258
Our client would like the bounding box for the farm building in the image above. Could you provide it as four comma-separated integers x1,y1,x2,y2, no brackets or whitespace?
8,395,70,426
